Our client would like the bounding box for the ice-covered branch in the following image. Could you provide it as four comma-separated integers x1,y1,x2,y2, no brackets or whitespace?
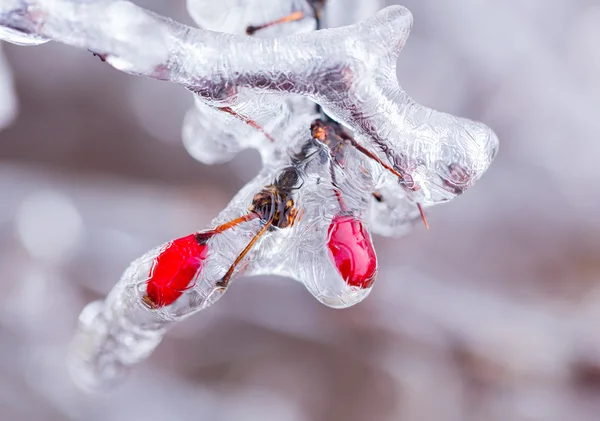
1,0,499,390
0,0,498,203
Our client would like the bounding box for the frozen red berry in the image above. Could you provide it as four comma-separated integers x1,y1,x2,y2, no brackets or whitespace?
145,233,210,307
327,215,377,289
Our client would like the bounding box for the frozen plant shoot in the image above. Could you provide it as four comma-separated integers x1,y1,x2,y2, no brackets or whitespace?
0,0,499,390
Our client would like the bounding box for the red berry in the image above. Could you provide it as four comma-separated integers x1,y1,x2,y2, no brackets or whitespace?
145,233,210,307
327,215,377,289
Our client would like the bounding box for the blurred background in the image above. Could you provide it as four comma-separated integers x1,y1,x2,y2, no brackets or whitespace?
1,0,600,420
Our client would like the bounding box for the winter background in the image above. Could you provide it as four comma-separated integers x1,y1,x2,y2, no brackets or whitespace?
0,0,599,420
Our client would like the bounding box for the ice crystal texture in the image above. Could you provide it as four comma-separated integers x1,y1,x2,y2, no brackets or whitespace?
0,0,498,389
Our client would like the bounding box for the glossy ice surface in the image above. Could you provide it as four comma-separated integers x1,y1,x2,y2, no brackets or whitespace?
0,0,498,389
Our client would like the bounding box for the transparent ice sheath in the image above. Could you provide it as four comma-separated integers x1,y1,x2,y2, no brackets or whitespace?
0,0,498,390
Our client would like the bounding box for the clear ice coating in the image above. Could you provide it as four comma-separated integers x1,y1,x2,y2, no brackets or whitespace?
0,0,499,389
0,26,49,46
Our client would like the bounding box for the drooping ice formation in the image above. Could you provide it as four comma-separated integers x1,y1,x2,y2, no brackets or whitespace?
0,0,498,389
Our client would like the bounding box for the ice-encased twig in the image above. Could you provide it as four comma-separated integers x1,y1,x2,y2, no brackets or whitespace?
0,0,498,204
0,0,500,390
69,117,381,390
181,0,424,236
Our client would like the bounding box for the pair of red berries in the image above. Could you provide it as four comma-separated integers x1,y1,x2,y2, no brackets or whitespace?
145,214,377,307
